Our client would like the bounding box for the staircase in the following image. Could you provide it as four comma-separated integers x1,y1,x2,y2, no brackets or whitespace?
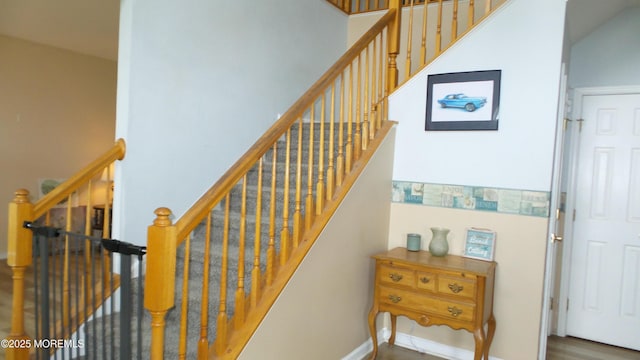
5,1,505,359
142,0,506,358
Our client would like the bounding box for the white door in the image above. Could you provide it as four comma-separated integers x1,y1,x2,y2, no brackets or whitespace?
566,93,640,350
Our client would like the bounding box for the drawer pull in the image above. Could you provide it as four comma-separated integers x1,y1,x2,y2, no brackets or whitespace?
448,283,464,293
420,276,430,284
389,273,403,282
388,295,402,303
448,306,463,317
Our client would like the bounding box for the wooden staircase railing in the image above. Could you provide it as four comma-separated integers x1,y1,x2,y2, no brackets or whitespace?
329,0,505,86
6,139,125,360
144,1,402,359
144,0,505,358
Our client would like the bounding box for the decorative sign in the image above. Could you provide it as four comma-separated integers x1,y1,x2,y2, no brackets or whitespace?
464,228,496,261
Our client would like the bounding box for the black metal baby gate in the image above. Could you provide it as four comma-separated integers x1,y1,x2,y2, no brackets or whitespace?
26,222,146,359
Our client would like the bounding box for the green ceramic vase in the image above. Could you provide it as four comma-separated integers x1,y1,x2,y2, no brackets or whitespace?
428,227,449,257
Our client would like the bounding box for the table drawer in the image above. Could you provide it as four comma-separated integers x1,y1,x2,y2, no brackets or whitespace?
379,265,415,287
416,271,436,291
437,275,476,299
379,286,475,322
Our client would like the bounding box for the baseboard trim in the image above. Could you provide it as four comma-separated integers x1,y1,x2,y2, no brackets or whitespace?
341,329,384,360
343,328,503,360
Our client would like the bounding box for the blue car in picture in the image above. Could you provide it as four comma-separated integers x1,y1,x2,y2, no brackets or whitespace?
437,93,487,112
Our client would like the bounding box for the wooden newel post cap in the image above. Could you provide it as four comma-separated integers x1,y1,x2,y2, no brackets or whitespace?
13,189,30,203
152,207,173,227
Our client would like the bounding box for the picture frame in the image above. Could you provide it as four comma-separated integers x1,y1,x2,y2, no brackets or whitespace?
425,70,501,131
464,228,496,261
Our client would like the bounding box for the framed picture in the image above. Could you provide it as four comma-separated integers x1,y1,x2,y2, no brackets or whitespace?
464,228,496,261
425,70,501,131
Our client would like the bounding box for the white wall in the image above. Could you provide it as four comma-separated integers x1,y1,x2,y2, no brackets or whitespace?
387,0,566,358
114,0,348,244
0,35,117,256
568,6,640,88
389,0,565,192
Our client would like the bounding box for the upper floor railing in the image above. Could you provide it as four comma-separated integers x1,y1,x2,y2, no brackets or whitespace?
328,0,504,86
328,0,428,14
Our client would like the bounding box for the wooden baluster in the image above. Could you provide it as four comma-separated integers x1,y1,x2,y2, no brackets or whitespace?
145,207,177,360
305,108,315,231
316,96,326,215
405,0,415,80
336,73,345,187
452,0,459,41
436,0,443,54
376,34,386,131
6,189,34,360
251,158,264,308
370,38,378,139
235,175,247,329
266,144,277,286
485,0,491,14
346,63,354,172
102,165,112,291
83,182,93,316
421,0,428,66
293,119,303,247
354,56,362,161
343,0,349,13
362,44,370,150
468,0,475,28
387,0,402,92
375,34,382,132
62,194,72,329
198,213,212,359
178,235,191,359
327,84,336,201
356,0,361,13
280,130,291,265
214,195,230,355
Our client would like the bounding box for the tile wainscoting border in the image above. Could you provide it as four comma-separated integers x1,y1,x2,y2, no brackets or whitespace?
392,181,550,218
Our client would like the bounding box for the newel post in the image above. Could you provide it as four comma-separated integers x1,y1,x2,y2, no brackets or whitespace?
145,207,177,360
387,0,402,93
6,189,34,360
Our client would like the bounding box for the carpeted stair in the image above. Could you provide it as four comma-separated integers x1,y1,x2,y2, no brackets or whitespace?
87,122,359,359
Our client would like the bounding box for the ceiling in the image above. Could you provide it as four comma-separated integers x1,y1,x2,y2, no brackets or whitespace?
0,0,119,61
0,0,638,62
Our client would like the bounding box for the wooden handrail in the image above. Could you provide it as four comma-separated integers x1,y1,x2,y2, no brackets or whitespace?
327,0,430,15
33,138,126,218
173,10,397,241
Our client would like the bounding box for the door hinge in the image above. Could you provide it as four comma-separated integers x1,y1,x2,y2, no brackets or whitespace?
576,118,584,132
563,118,571,131
550,297,554,310
566,298,570,311
573,209,576,221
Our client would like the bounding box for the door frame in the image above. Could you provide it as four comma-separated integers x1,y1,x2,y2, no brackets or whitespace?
538,63,568,359
556,85,640,336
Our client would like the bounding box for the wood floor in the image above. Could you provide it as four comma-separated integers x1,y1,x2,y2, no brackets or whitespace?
3,259,640,360
369,337,640,360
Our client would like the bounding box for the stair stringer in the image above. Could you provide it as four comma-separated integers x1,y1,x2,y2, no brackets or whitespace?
215,122,397,359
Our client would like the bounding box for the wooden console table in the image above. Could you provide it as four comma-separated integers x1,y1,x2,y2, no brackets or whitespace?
368,247,497,360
